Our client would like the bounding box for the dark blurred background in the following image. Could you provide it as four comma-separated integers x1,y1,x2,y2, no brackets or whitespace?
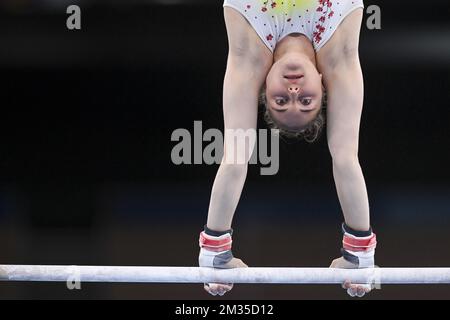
0,0,449,299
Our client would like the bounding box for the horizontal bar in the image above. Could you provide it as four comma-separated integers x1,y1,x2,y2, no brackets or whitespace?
1,265,450,284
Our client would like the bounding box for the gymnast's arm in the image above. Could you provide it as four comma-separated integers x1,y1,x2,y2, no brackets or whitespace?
316,8,370,232
317,9,374,297
206,8,272,231
317,9,375,297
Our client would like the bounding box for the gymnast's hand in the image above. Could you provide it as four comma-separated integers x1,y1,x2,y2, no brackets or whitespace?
198,229,248,296
203,257,248,296
330,257,373,298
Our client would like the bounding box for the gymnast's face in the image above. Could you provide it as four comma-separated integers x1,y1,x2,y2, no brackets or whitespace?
265,54,323,131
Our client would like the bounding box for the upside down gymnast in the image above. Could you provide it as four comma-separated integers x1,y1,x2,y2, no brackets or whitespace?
198,0,377,298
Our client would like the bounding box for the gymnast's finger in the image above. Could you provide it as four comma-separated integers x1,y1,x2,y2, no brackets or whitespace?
204,283,233,296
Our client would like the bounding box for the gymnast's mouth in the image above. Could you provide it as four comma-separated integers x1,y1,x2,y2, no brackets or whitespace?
284,75,303,79
284,75,303,84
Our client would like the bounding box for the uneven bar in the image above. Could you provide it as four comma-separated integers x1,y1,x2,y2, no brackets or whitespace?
1,265,450,284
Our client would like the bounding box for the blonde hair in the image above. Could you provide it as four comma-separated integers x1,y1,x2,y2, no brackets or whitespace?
260,88,327,143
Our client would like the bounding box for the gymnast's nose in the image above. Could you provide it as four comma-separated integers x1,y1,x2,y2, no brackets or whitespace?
288,86,300,93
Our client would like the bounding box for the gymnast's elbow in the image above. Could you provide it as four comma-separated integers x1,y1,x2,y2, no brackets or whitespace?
218,159,249,179
330,150,360,172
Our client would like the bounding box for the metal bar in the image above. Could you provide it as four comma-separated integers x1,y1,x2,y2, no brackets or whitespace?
1,265,450,284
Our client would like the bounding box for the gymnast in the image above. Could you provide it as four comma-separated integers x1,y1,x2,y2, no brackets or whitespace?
198,0,377,298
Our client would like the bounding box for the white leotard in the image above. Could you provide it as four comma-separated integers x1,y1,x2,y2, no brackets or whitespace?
223,0,364,52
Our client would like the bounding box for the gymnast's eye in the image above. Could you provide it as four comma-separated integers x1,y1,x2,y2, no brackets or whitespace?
275,97,288,105
299,97,312,106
